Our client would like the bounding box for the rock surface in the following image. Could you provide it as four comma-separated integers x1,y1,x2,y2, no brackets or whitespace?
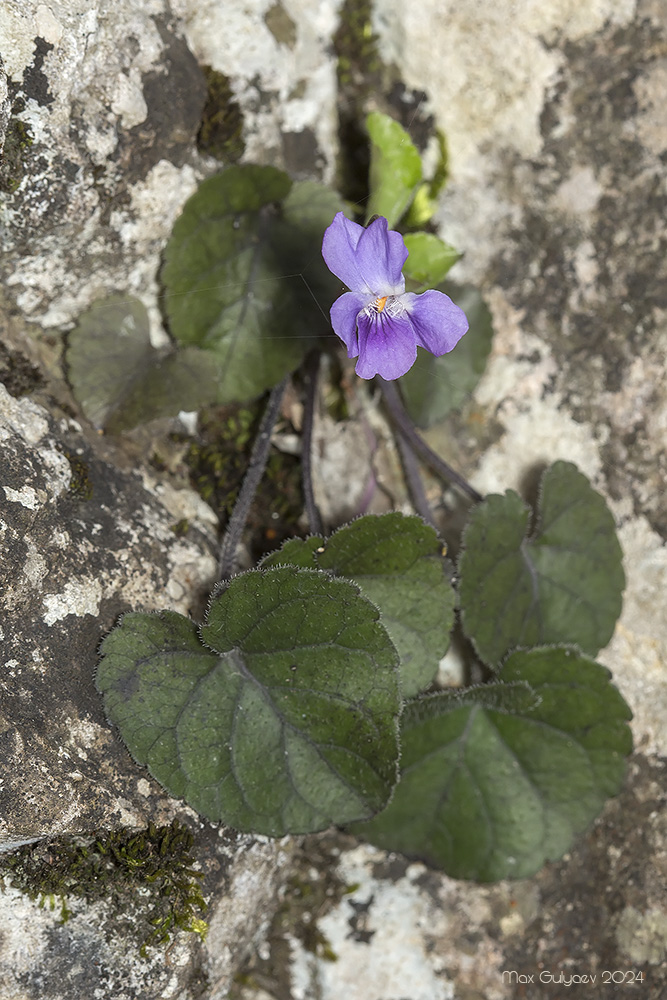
0,381,297,998
1,0,666,998
237,0,667,998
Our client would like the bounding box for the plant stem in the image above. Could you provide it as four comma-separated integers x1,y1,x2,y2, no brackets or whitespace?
394,429,437,527
301,350,324,536
218,376,289,581
378,377,483,504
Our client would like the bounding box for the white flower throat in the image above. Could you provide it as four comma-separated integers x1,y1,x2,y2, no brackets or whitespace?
364,295,404,319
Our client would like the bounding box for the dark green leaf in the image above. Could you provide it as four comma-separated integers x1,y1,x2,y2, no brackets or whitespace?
161,166,339,404
458,461,625,665
66,296,217,432
402,233,459,286
399,284,493,427
366,112,422,229
97,567,401,835
282,180,345,237
351,646,632,880
261,513,455,697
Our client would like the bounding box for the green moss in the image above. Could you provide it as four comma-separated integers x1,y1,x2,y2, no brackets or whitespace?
61,449,94,501
0,820,207,956
0,100,34,195
197,67,245,163
170,517,191,537
334,0,382,90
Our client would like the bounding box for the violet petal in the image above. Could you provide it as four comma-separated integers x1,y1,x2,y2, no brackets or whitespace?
330,291,368,356
355,309,417,380
321,213,370,292
353,217,408,295
403,290,469,355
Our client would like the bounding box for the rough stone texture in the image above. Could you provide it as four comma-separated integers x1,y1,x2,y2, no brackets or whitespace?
236,1,667,998
0,2,335,991
2,0,666,997
0,383,218,848
0,382,296,997
0,0,339,333
0,829,293,1000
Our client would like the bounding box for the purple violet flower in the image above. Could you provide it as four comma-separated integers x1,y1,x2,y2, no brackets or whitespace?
321,212,469,380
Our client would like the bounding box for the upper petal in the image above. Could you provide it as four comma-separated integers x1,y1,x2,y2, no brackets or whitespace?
330,292,369,356
355,309,417,380
354,217,408,295
402,290,469,356
322,213,408,296
322,213,369,291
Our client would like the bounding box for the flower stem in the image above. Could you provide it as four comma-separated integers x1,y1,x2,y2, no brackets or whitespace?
378,377,483,504
301,350,324,536
218,376,290,581
394,429,437,528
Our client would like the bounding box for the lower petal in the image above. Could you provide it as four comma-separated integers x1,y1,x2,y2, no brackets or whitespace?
403,290,469,356
330,292,369,356
355,311,417,380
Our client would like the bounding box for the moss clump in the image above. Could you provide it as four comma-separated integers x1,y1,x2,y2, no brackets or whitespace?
197,67,245,163
0,820,207,956
334,0,382,92
61,448,94,501
0,98,34,195
170,517,191,537
185,401,303,561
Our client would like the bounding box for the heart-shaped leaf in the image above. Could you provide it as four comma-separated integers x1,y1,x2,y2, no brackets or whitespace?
97,566,401,835
398,284,493,427
66,296,217,432
402,233,460,287
161,166,341,404
458,461,625,666
351,646,632,880
261,513,455,697
366,112,422,229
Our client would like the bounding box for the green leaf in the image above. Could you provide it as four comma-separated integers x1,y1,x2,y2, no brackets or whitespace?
400,184,437,230
402,129,450,229
66,296,217,432
399,284,493,427
402,233,460,287
351,646,632,881
366,112,422,229
261,513,455,697
458,461,625,666
96,566,401,835
161,166,340,405
282,179,345,238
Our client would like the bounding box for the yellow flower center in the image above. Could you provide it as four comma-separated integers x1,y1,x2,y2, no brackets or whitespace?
375,296,388,312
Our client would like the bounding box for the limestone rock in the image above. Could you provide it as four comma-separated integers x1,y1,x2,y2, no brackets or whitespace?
0,382,297,997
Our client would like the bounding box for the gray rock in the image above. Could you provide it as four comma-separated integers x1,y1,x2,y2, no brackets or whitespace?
0,382,296,997
2,0,665,996
234,1,667,997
